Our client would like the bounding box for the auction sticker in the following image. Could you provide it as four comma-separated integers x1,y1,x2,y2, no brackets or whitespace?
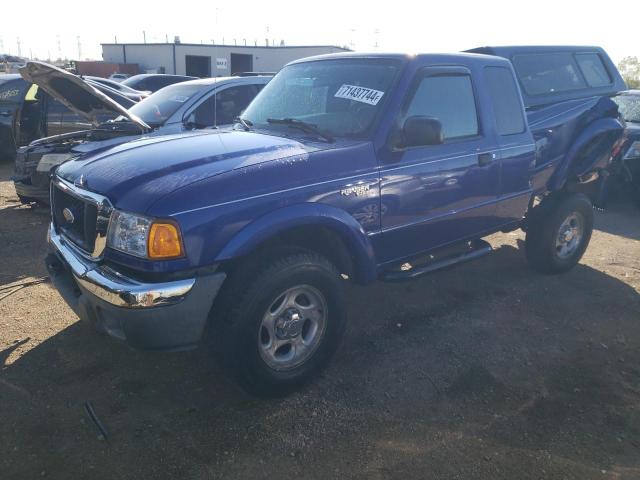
334,84,384,106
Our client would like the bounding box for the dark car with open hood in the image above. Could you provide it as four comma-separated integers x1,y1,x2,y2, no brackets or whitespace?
12,62,271,203
0,63,136,162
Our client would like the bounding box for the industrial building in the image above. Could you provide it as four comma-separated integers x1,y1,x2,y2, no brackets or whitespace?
101,42,350,77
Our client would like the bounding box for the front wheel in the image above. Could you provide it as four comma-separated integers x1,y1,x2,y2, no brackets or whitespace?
217,251,346,397
525,193,594,274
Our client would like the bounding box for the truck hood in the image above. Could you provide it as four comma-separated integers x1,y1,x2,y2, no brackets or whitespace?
19,61,149,130
55,129,328,212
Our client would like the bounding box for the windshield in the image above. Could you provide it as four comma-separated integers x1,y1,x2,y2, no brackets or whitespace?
614,94,640,123
128,82,204,126
242,59,400,138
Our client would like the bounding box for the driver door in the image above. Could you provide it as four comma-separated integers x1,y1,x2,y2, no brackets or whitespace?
376,66,501,264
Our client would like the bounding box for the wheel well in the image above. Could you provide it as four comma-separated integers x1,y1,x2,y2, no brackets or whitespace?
220,225,357,282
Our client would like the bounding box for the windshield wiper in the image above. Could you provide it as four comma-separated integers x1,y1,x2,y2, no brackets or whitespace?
266,118,334,142
234,116,253,131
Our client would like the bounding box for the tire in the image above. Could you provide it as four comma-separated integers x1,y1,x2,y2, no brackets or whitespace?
525,193,594,274
215,251,346,397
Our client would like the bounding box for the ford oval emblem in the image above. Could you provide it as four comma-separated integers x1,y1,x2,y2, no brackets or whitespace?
62,208,75,224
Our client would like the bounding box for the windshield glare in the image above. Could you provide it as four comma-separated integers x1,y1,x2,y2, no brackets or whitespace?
614,94,640,123
242,59,400,138
128,83,204,126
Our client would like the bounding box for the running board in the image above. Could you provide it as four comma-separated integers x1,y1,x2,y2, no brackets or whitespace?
381,240,493,282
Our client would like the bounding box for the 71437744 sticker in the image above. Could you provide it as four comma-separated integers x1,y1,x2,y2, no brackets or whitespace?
334,84,384,106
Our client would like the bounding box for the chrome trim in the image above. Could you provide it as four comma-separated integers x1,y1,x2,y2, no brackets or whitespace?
51,175,113,258
49,223,195,308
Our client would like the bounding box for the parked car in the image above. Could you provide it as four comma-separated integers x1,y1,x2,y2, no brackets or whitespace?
13,66,271,203
611,90,640,204
83,76,150,101
121,74,197,92
0,54,27,74
0,66,136,162
108,73,130,82
45,48,624,397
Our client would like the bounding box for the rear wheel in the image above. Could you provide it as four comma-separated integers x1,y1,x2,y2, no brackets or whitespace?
525,193,594,274
216,251,346,397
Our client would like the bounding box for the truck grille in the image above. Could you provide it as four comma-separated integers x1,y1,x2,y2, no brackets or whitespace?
50,178,112,258
52,185,98,253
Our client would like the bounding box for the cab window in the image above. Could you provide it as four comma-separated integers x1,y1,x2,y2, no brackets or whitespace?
513,53,586,95
575,53,612,87
405,74,479,140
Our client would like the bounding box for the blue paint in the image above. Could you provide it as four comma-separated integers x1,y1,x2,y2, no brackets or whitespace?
54,48,625,283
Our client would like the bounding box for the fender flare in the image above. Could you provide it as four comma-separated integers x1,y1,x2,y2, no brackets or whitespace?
548,115,624,191
214,203,378,284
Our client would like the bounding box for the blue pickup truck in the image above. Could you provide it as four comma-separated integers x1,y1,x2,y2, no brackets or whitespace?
45,47,625,396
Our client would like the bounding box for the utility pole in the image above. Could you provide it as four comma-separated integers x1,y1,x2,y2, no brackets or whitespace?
143,31,146,44
16,37,21,57
76,36,81,60
57,35,62,61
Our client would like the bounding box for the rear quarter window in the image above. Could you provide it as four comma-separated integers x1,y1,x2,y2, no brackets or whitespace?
484,67,526,135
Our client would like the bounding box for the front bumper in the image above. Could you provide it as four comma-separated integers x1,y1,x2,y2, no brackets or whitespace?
13,177,51,204
46,223,226,351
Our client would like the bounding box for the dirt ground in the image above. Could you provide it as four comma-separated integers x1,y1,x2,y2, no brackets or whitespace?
1,159,639,480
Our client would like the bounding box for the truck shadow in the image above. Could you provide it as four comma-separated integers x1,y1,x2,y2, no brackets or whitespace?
2,242,639,478
594,203,640,242
0,202,50,284
0,159,51,284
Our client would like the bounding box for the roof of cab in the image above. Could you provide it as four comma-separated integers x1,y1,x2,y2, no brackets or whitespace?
288,51,512,67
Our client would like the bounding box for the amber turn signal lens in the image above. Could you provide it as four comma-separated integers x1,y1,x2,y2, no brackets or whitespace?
148,223,183,259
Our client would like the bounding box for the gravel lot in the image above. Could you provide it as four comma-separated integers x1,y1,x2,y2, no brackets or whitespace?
1,159,639,480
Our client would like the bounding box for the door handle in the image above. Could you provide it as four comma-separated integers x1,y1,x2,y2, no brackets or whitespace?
0,111,12,117
478,152,495,167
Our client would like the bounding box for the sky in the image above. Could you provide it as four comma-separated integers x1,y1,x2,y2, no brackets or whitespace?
2,0,637,65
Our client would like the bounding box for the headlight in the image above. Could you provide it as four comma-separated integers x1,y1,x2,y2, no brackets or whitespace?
107,210,184,259
623,140,640,160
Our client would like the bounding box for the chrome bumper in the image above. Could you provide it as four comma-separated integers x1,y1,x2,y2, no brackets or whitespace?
48,223,195,308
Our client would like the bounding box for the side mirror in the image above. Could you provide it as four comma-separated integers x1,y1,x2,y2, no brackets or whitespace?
401,116,444,148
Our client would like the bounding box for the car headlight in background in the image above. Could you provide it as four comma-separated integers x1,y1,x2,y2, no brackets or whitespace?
107,210,184,259
623,141,640,160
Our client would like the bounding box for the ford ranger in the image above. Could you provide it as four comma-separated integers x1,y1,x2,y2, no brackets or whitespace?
45,48,625,396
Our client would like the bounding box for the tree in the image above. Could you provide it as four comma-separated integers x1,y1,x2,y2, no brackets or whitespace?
618,56,640,89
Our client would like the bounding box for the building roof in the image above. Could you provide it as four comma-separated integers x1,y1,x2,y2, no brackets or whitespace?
101,42,350,51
